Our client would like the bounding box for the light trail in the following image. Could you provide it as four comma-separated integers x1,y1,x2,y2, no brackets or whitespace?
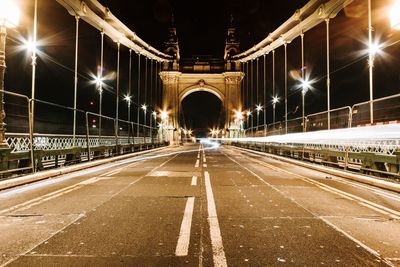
209,124,400,146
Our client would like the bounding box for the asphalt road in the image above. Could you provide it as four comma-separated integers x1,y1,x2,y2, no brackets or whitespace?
0,143,399,266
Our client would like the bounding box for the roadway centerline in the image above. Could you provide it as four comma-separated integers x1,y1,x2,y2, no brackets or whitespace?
204,171,227,267
175,197,195,256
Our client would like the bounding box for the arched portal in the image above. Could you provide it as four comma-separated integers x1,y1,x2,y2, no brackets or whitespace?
160,71,244,142
181,91,224,138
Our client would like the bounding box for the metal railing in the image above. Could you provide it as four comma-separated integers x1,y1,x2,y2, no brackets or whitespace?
2,91,164,176
351,93,400,127
243,94,399,137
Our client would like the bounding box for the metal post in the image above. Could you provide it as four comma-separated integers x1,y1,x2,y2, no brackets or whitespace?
0,27,7,147
150,59,153,110
272,50,276,124
263,54,266,136
155,61,158,108
143,109,147,134
246,62,249,110
368,0,374,124
144,57,148,105
150,112,152,141
30,0,38,139
85,112,91,161
301,32,305,132
73,16,79,147
250,59,254,136
128,49,132,144
326,19,331,130
256,57,259,108
137,53,141,137
99,31,104,136
28,99,34,172
284,43,288,134
116,42,120,140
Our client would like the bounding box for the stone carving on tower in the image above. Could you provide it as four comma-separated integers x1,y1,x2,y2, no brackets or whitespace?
164,14,180,71
224,15,240,71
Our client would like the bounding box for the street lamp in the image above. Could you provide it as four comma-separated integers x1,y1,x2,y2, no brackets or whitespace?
301,78,311,132
124,94,131,143
150,110,156,141
390,0,400,30
272,96,279,124
141,104,147,136
0,0,20,147
256,104,263,132
246,110,252,136
94,75,103,136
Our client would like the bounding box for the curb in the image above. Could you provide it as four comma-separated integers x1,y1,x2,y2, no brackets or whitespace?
230,146,400,193
0,146,169,191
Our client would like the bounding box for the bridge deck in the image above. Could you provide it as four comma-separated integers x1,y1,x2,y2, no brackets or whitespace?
0,144,399,266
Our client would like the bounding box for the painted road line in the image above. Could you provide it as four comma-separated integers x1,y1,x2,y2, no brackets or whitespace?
245,154,400,220
0,151,173,215
191,176,197,186
204,171,227,267
175,197,195,256
195,159,200,168
221,150,391,265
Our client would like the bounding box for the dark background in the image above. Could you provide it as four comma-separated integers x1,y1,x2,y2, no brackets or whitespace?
3,0,400,135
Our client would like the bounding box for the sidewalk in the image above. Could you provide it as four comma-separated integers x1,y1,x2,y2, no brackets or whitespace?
0,146,168,191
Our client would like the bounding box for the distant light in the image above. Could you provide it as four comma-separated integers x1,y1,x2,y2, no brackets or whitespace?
23,40,37,53
0,0,20,28
301,79,311,95
272,96,279,104
141,104,147,111
94,76,103,88
234,110,243,120
246,111,252,116
124,94,131,103
160,110,169,120
152,111,157,117
390,0,400,30
369,42,382,56
256,104,263,112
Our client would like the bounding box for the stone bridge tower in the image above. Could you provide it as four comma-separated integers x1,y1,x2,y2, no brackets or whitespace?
160,17,244,142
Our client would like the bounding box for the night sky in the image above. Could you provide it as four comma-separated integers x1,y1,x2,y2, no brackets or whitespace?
3,0,400,135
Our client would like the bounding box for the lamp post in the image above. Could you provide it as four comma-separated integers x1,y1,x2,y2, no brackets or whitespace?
124,95,131,143
0,0,20,147
256,104,262,132
272,96,279,125
301,79,310,132
246,110,251,136
141,104,147,137
94,76,103,136
151,111,156,142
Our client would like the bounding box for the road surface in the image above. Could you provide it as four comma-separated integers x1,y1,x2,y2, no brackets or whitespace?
0,143,399,266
